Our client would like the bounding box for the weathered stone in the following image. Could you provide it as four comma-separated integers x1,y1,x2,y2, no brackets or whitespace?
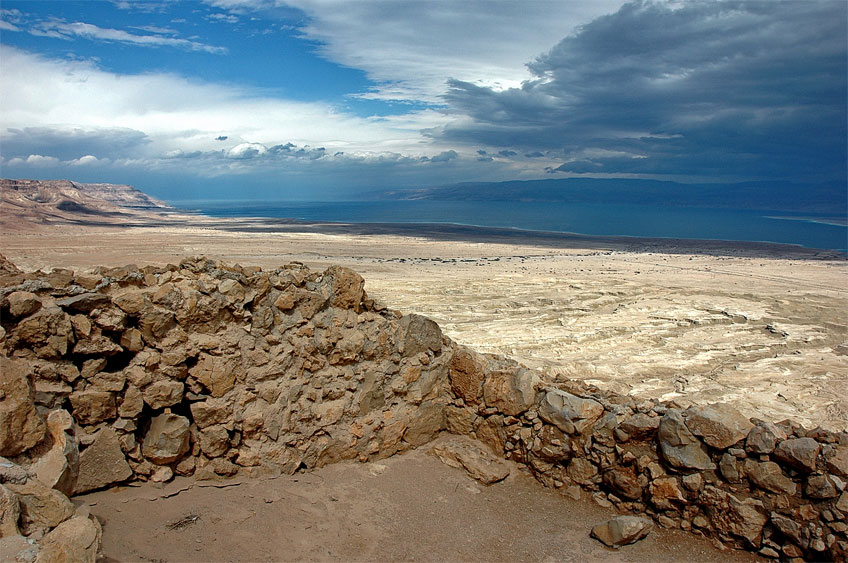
700,486,767,548
719,452,742,483
616,413,660,441
189,354,237,398
397,314,442,357
118,385,144,418
744,460,797,495
649,477,686,510
445,406,476,435
138,306,176,343
0,484,20,537
119,328,144,352
835,491,848,512
448,347,487,405
88,371,126,393
36,512,102,563
150,466,174,483
805,474,839,499
0,357,46,457
483,367,538,416
657,410,715,471
825,445,848,477
74,428,133,494
538,389,603,435
111,290,147,315
142,380,184,410
770,513,803,546
11,307,73,359
532,424,569,462
325,266,365,311
68,391,116,425
199,425,230,458
682,473,703,492
72,333,123,356
190,398,231,429
31,411,78,497
7,291,42,318
7,481,74,534
566,458,598,485
602,466,643,500
475,415,506,457
273,289,296,311
774,438,820,473
404,402,445,447
0,458,28,485
142,414,190,464
429,436,510,485
684,403,753,450
55,293,110,313
590,516,652,548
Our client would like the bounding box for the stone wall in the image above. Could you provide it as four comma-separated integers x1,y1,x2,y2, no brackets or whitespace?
0,255,845,562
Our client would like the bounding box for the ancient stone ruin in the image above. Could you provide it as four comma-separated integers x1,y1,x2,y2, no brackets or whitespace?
0,255,845,561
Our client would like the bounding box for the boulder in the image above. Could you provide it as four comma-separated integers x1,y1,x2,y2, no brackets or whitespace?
590,516,652,548
198,425,230,458
0,357,46,457
700,486,767,548
190,398,231,429
142,380,184,410
68,391,116,425
55,293,110,314
657,410,715,471
429,436,510,485
649,477,687,510
0,484,20,537
142,414,190,464
397,314,443,357
7,291,41,318
448,347,487,405
746,422,787,454
744,460,797,495
616,413,660,441
30,411,79,496
7,481,74,534
36,511,102,563
538,389,603,435
111,291,147,315
566,458,598,485
774,438,820,473
684,404,753,449
483,367,538,416
74,428,133,494
825,445,848,476
11,307,73,359
325,266,365,311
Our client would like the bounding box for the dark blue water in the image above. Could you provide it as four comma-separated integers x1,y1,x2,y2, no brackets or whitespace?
168,199,848,251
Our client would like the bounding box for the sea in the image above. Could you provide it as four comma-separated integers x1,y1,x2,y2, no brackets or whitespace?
168,199,848,252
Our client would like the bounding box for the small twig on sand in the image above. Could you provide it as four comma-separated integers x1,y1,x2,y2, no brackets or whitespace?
166,512,200,531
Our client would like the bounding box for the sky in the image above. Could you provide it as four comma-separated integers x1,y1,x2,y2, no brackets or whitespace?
0,0,845,201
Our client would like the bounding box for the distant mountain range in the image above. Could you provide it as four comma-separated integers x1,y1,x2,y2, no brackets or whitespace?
378,178,846,214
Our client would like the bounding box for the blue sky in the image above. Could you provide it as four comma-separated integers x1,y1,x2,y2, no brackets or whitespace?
0,0,845,200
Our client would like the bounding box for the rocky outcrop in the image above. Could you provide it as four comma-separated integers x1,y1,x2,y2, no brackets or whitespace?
1,255,845,562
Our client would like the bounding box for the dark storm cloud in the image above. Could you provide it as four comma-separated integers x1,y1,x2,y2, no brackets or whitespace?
2,126,150,160
432,0,847,182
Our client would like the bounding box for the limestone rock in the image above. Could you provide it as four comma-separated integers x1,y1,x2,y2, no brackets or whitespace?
0,357,46,457
602,466,643,500
68,391,116,425
0,458,28,485
774,438,820,473
590,516,652,548
189,354,237,398
36,511,101,563
55,293,110,314
657,410,715,471
190,398,231,428
825,445,848,476
684,403,753,450
538,389,603,435
7,482,74,534
744,460,797,495
701,486,767,548
649,477,686,510
198,425,230,458
75,428,133,494
770,513,802,546
31,411,79,497
719,452,742,483
0,484,20,537
11,307,73,359
403,402,445,447
325,266,365,311
397,314,442,357
7,292,42,318
118,385,144,418
429,436,510,485
746,422,787,454
483,366,538,416
142,414,190,464
566,458,598,485
616,413,660,441
142,380,184,410
111,291,147,315
805,474,839,499
0,535,37,562
448,347,487,405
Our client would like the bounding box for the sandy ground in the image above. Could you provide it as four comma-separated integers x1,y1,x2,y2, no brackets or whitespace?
2,218,845,431
77,439,757,563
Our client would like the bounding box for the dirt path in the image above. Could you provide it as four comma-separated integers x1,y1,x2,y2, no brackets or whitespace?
77,444,757,563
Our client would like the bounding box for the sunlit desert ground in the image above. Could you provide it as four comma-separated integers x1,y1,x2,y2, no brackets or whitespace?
3,219,846,431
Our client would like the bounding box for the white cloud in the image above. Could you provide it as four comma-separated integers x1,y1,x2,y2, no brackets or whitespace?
33,20,228,54
70,154,100,165
23,154,60,166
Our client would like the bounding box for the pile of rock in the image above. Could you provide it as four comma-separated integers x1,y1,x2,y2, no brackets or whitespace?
1,254,844,561
443,347,847,560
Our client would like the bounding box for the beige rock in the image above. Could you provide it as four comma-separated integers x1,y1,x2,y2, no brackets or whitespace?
72,333,123,356
11,307,73,359
602,466,643,500
566,458,598,485
0,484,20,537
0,357,46,457
404,401,445,446
118,385,144,418
590,516,652,548
150,466,174,483
68,391,116,425
7,292,42,318
746,422,787,454
190,397,231,428
774,438,820,473
55,293,110,314
325,266,365,311
483,366,537,416
142,414,190,464
684,403,753,450
75,427,133,494
700,486,767,548
138,306,176,343
649,477,687,510
538,389,603,434
397,314,442,357
429,436,510,485
31,411,79,497
142,380,184,410
825,445,848,476
744,460,797,495
616,413,660,441
0,535,37,562
198,425,230,458
111,291,146,315
448,347,487,405
444,406,476,435
189,354,237,398
119,328,144,352
7,482,74,534
657,410,715,471
35,512,101,563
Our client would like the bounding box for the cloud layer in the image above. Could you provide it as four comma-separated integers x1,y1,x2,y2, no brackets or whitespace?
433,1,847,182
